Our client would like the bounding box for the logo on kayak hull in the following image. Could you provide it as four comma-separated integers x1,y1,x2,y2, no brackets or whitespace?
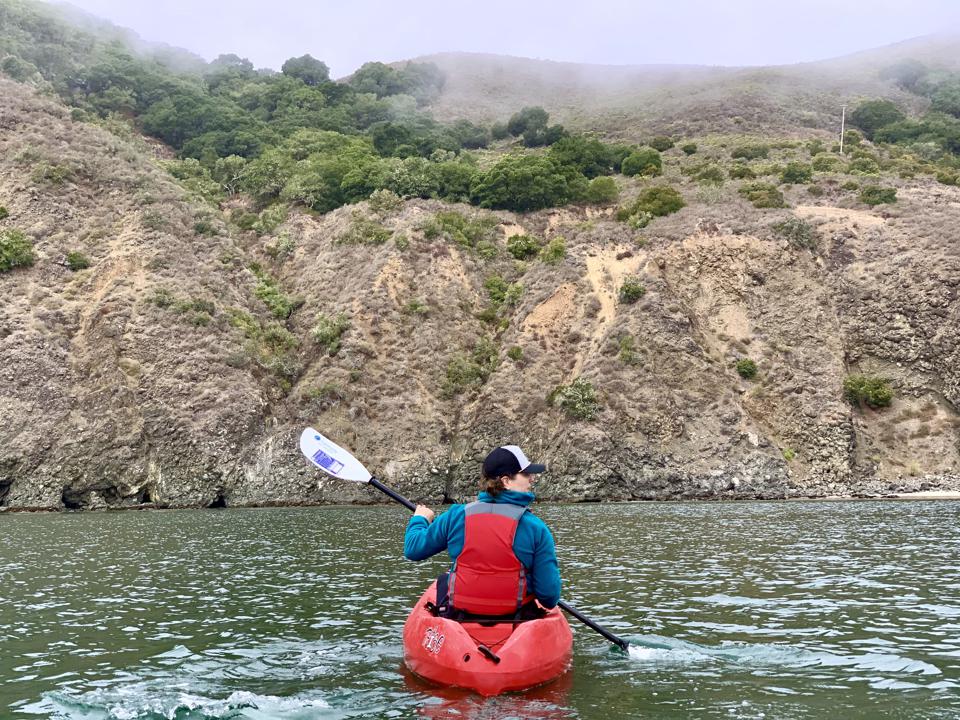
423,627,445,654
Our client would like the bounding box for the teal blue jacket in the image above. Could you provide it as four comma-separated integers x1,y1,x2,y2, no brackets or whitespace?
403,490,561,608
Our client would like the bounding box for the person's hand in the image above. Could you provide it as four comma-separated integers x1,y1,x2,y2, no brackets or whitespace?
414,505,435,523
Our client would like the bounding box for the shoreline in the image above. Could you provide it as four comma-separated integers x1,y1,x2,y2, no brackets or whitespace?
2,490,959,514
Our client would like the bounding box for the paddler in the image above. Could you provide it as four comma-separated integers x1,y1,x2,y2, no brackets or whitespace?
403,445,561,621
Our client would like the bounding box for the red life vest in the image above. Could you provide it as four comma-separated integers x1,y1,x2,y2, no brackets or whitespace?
448,501,534,615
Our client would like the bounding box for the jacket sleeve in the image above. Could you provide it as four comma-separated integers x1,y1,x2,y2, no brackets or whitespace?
404,507,456,561
530,523,561,609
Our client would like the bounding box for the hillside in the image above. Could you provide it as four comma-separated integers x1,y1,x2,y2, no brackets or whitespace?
417,36,960,137
1,4,959,510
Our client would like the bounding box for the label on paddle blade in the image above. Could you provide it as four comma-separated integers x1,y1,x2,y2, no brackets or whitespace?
312,448,345,475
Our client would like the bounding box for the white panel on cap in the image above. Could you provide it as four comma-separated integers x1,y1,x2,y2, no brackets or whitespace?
502,445,531,471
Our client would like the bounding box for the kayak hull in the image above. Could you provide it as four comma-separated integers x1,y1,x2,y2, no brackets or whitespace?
402,581,573,696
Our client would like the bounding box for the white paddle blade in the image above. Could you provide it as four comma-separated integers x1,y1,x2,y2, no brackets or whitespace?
299,428,372,483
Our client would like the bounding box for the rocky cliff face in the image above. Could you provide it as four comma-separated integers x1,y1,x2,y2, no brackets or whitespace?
1,80,958,510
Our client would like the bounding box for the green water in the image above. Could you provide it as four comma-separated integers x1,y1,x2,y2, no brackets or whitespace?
1,501,959,719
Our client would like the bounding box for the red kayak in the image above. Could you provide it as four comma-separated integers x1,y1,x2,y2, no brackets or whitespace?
402,581,573,695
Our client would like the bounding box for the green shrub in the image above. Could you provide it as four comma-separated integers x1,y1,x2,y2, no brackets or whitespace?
0,206,8,220
937,171,959,186
620,148,662,177
507,234,541,260
843,374,893,408
31,163,74,185
265,234,296,262
731,145,770,160
66,251,90,271
807,140,826,156
811,154,843,172
253,269,303,319
842,129,863,148
444,337,498,396
367,188,402,215
648,136,675,152
484,275,522,306
620,186,685,219
423,211,498,254
807,185,825,197
540,236,566,264
253,205,288,235
782,448,796,462
847,157,881,175
0,229,35,272
312,313,350,355
695,165,726,184
403,298,429,316
780,163,813,184
618,277,646,304
507,346,523,361
738,182,786,208
337,214,392,245
585,176,619,204
850,100,906,140
860,185,897,206
735,358,757,379
772,217,817,249
841,180,860,191
728,164,755,180
617,334,641,365
549,377,600,420
681,143,698,155
471,154,579,211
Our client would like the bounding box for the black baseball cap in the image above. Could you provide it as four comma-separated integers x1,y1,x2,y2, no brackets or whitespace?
482,445,547,479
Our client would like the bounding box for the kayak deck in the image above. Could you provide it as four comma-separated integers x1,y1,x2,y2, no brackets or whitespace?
402,581,572,696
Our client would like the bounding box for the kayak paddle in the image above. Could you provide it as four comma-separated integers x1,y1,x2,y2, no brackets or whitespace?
298,427,630,651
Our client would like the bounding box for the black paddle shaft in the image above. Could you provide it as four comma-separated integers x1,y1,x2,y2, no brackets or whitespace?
557,600,629,651
365,474,629,651
369,477,417,511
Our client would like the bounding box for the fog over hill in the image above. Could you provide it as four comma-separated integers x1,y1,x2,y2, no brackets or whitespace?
416,33,960,136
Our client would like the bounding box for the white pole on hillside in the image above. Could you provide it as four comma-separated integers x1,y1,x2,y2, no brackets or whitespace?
840,105,846,155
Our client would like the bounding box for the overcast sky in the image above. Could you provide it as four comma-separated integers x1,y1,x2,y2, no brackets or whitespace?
52,0,960,77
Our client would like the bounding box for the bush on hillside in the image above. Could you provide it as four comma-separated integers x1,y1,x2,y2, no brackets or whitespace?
860,185,897,205
585,176,619,204
507,106,549,136
312,313,350,355
620,148,662,177
471,155,580,211
548,135,617,178
423,211,498,254
66,251,90,271
738,182,786,208
780,163,813,184
681,143,698,155
0,206,8,220
549,378,600,420
728,164,755,179
648,136,674,151
0,229,35,272
811,154,843,172
507,234,541,260
772,217,818,250
843,374,893,408
731,145,770,160
850,100,906,140
618,186,685,220
735,358,758,379
618,277,646,304
540,236,566,264
444,337,498,396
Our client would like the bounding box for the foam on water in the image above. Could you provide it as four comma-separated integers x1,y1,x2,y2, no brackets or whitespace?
624,634,941,677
